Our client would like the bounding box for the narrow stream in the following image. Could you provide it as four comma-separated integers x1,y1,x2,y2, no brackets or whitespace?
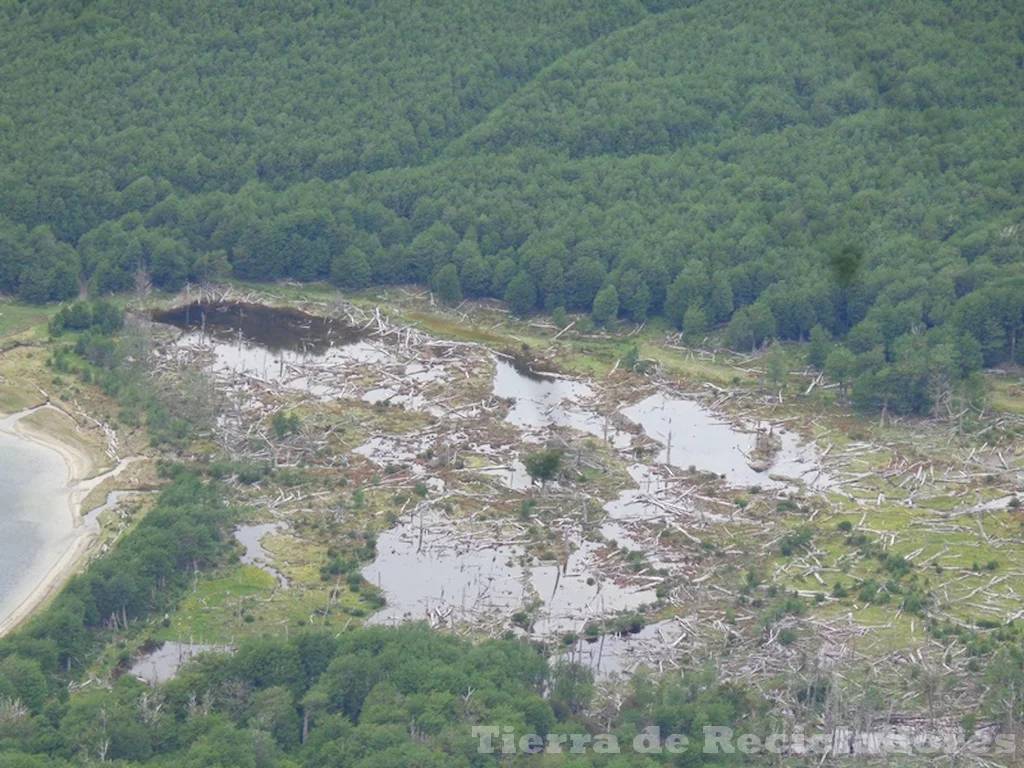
234,523,289,589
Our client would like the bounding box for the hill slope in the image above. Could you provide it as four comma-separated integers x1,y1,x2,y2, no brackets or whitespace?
1,0,1022,410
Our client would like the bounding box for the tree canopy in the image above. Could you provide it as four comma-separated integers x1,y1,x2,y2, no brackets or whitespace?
1,0,1022,415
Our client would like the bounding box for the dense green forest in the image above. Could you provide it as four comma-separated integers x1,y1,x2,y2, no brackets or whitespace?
2,0,1023,415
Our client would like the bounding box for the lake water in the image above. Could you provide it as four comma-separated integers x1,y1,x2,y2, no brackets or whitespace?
0,430,76,628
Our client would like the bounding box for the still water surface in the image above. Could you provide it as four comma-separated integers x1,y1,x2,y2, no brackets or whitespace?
0,430,75,627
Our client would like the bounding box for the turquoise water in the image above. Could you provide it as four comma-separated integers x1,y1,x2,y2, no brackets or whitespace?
0,430,75,627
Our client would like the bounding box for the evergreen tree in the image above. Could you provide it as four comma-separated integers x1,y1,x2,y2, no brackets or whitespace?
564,258,607,312
431,263,462,305
825,346,857,400
461,256,492,298
504,271,537,316
330,246,371,290
150,239,189,291
682,304,707,341
592,284,619,326
763,343,789,392
807,324,832,369
725,308,756,351
708,273,734,324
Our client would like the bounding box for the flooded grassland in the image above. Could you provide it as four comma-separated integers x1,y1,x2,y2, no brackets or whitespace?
137,290,1023,690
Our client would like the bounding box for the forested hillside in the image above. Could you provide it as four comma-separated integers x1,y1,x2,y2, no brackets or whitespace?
1,0,1023,410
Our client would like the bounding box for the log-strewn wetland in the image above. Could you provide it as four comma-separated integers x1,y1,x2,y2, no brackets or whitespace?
7,283,998,689
1,283,1022,757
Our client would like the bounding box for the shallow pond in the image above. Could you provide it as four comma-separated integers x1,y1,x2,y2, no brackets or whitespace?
362,508,656,635
621,393,762,484
153,302,387,398
129,641,231,685
562,619,681,676
152,302,363,354
362,510,527,626
479,458,534,491
493,358,631,448
621,393,827,488
353,433,434,470
529,539,658,636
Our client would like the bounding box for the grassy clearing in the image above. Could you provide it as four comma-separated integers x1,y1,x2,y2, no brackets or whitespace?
0,381,44,415
405,311,516,345
640,341,754,388
0,345,50,407
0,301,55,338
989,374,1024,415
1,340,151,453
154,561,376,645
155,565,278,644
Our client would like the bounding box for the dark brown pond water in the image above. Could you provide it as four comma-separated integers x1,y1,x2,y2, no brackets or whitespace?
151,302,364,353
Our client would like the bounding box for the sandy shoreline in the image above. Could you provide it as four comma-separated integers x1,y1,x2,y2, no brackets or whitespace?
14,415,98,520
0,406,108,637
